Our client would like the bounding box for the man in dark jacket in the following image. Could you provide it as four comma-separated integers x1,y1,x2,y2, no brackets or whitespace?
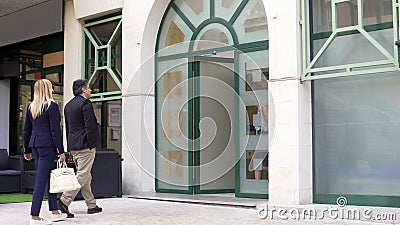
58,79,102,217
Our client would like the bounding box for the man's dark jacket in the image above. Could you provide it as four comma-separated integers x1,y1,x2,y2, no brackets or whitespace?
64,95,99,151
23,101,64,154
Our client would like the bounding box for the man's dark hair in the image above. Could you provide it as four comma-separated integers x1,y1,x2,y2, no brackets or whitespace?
72,79,89,96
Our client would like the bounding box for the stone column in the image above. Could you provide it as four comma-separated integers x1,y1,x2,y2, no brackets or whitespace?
121,0,169,194
266,0,313,205
63,0,83,147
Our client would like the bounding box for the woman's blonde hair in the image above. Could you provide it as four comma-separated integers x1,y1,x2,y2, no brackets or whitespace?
30,79,54,119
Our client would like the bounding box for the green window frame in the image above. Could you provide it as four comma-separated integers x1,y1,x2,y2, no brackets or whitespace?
83,14,122,102
302,0,400,81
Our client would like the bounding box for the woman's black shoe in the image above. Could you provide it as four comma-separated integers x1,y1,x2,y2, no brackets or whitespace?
57,200,75,218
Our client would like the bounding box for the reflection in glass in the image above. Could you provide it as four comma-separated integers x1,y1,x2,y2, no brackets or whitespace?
25,72,42,81
336,0,358,28
246,105,258,135
312,0,393,33
233,0,268,44
245,68,268,91
98,48,108,68
45,73,61,83
246,150,268,180
243,2,268,33
92,100,122,154
88,21,120,45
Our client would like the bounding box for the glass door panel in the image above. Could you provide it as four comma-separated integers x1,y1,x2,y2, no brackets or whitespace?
156,58,192,193
194,55,236,193
237,50,269,197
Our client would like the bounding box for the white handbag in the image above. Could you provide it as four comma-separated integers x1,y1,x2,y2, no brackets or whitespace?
49,160,81,193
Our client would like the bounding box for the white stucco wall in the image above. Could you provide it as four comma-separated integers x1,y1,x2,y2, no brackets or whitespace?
0,79,10,152
63,0,83,149
73,0,123,20
121,0,170,194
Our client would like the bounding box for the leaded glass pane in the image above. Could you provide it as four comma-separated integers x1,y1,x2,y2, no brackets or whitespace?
156,58,190,190
233,0,268,44
222,0,235,8
215,0,242,21
157,9,192,56
194,24,233,50
183,0,203,14
174,0,209,27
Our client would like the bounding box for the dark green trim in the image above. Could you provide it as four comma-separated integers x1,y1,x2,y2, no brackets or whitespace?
210,0,215,18
85,11,122,25
157,53,189,62
156,40,269,62
193,60,200,193
236,193,268,199
190,46,234,57
229,0,249,25
236,40,269,52
234,50,241,196
312,80,316,201
155,3,174,53
112,54,122,59
312,22,394,40
154,1,174,194
196,189,235,194
154,55,159,192
194,55,234,63
309,0,314,68
189,18,239,52
396,40,400,65
172,3,196,32
188,60,195,194
156,187,193,194
314,194,400,208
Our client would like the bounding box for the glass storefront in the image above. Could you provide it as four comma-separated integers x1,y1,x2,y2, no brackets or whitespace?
0,33,64,155
310,0,400,206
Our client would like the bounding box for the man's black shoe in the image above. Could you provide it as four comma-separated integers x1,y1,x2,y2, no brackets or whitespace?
57,199,74,218
87,206,102,214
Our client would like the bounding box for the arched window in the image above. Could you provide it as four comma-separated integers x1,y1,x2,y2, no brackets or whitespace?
155,0,270,198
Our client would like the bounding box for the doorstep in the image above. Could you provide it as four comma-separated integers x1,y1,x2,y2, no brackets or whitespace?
127,192,268,208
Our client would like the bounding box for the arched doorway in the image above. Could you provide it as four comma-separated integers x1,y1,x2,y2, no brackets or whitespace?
155,0,269,198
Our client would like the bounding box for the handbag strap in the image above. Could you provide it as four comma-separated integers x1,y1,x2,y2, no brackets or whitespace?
56,160,68,169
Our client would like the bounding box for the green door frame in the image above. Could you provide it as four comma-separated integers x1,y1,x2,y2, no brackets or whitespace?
192,54,236,194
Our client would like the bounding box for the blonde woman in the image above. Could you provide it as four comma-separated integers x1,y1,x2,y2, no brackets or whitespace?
23,79,67,225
